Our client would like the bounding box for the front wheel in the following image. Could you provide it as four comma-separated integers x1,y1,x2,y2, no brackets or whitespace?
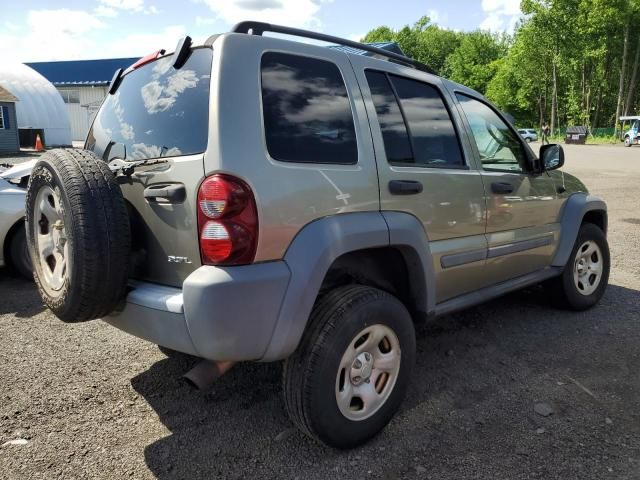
624,136,632,147
547,223,610,310
283,285,416,449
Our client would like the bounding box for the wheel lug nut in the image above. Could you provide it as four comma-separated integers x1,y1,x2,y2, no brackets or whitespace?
353,376,361,383
353,360,362,369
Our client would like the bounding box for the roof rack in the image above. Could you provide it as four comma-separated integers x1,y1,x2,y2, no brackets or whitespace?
231,21,435,74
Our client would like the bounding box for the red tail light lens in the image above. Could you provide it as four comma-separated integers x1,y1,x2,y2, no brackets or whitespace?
197,174,258,265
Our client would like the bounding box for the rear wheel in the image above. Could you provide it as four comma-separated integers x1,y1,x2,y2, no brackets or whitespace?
283,285,416,449
25,149,131,322
624,135,632,147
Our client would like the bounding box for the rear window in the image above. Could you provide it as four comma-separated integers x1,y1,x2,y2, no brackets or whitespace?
86,48,212,161
260,52,358,164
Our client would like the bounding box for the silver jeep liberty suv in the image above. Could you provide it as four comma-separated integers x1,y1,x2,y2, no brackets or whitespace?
25,22,609,449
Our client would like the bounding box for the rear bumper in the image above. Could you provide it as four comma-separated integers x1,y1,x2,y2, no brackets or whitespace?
103,261,291,361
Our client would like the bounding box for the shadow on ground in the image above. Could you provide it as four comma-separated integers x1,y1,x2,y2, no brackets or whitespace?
133,284,640,479
0,268,44,318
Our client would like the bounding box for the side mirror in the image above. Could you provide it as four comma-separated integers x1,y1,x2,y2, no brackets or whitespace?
540,144,564,171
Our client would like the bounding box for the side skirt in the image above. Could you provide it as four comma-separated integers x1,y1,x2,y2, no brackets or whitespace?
434,267,563,318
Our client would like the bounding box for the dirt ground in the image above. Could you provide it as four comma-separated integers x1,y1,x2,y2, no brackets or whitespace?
1,144,639,479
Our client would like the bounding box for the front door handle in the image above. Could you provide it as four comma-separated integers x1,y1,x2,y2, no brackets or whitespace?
491,182,514,194
389,180,423,195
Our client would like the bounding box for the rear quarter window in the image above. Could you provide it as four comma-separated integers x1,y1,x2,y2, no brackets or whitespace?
260,52,358,165
86,48,212,161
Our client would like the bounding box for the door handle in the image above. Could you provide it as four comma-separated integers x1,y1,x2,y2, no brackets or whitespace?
144,183,186,203
491,182,514,194
389,180,423,195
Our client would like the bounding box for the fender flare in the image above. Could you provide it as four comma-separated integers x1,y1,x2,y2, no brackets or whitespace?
261,211,435,361
552,193,607,267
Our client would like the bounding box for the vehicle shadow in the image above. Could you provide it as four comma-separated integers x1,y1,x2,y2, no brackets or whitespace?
133,283,640,480
0,268,44,318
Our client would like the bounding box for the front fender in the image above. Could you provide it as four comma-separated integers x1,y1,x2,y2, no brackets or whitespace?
552,192,607,267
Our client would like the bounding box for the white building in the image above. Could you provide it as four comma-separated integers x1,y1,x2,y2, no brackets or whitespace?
0,63,72,148
27,58,137,142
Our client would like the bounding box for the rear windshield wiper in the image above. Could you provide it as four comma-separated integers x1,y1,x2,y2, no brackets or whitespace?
108,158,168,177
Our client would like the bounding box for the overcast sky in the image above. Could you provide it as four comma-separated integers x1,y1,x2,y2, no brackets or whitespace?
0,0,522,63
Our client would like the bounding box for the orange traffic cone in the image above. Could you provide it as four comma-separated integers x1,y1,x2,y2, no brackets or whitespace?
35,134,44,151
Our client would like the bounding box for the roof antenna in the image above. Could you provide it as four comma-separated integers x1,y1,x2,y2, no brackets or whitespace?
172,36,193,69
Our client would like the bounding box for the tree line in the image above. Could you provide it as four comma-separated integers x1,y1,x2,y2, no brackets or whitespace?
362,0,640,135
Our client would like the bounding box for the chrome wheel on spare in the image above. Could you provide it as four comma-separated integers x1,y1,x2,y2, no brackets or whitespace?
573,240,603,296
33,185,69,295
335,324,401,421
283,285,416,449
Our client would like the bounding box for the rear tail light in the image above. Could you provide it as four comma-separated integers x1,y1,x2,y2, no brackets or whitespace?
197,174,258,265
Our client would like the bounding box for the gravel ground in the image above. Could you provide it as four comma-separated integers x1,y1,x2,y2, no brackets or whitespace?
1,144,639,479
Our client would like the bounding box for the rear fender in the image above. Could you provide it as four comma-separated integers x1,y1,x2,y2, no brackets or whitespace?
261,211,434,361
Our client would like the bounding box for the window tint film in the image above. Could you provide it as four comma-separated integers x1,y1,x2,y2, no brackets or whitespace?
86,48,212,161
389,75,464,167
261,52,357,164
456,94,526,172
365,70,413,164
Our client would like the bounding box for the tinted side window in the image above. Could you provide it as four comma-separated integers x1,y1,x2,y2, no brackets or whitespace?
261,52,357,164
389,75,464,167
456,94,526,173
86,48,212,161
365,70,413,164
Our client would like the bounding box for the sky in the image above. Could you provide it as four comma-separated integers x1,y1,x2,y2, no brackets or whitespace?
0,0,523,63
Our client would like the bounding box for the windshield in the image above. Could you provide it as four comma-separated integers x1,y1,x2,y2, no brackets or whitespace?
86,48,212,162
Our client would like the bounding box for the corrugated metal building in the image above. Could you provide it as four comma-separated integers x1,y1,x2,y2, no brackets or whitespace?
28,58,137,142
0,85,19,154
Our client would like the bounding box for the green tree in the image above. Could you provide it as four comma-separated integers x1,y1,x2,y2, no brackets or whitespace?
445,31,508,94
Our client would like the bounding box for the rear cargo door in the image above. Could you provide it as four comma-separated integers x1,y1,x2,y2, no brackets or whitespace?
86,47,213,287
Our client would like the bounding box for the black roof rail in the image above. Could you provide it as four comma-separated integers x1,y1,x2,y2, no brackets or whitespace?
231,21,435,74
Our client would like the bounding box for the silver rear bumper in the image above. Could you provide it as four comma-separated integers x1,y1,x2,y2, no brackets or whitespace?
104,261,291,361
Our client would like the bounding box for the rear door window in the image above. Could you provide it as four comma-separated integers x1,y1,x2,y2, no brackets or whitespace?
365,70,464,168
86,48,212,161
261,52,358,164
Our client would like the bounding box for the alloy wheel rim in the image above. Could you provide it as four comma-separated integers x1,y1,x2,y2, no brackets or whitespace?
573,240,603,296
335,324,401,421
33,185,69,293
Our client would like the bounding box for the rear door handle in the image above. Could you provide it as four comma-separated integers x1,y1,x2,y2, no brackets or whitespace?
491,182,514,194
389,180,423,195
144,183,186,203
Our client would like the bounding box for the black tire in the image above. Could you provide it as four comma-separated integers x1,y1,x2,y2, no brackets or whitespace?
525,137,532,143
624,136,632,147
8,224,33,280
547,222,610,311
25,149,131,322
283,285,416,449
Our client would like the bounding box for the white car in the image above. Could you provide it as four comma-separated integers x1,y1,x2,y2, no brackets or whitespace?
0,160,35,279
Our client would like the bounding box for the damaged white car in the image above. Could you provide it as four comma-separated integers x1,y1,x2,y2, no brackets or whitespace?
0,160,35,279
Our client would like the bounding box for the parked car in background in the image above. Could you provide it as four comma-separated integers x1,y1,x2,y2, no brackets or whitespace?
620,116,640,146
0,160,34,279
518,128,538,142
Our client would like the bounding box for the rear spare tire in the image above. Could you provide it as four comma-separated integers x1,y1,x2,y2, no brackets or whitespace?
25,149,131,322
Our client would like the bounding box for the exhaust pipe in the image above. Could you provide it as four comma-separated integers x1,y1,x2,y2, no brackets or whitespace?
183,360,235,390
